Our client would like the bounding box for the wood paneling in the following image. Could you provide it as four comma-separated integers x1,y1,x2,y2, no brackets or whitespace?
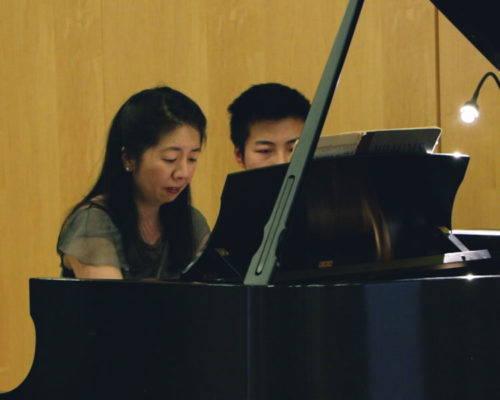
438,14,500,229
3,0,493,391
329,0,438,132
1,0,59,388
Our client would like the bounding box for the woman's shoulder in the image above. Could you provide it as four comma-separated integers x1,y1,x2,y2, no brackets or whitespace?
85,195,108,211
190,205,204,218
190,206,210,236
63,196,117,236
188,206,210,252
190,206,208,224
70,195,109,216
58,196,127,271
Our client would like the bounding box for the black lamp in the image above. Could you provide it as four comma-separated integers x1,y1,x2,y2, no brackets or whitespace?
460,71,500,123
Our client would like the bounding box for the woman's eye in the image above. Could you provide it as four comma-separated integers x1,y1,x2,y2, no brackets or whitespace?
189,158,198,162
163,158,176,163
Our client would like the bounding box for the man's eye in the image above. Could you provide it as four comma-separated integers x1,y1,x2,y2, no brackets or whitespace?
163,158,176,163
189,158,198,162
256,149,272,154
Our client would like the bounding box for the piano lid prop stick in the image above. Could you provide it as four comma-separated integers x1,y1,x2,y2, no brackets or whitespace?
244,0,365,286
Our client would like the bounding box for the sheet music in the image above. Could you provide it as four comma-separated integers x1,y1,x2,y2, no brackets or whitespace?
315,126,441,157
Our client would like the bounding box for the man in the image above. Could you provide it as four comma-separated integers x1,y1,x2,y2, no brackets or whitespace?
228,83,311,169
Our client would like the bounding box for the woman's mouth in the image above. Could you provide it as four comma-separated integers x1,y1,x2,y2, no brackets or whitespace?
166,187,181,194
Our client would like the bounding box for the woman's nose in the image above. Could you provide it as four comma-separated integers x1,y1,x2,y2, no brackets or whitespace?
173,159,189,178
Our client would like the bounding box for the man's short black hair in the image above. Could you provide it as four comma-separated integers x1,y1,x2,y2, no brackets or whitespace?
228,83,311,150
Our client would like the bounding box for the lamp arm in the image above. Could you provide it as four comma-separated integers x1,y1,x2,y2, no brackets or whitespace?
471,71,500,102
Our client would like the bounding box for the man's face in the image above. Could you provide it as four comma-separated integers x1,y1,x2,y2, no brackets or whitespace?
234,117,304,169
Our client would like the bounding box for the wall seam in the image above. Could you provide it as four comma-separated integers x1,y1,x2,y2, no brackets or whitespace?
434,6,442,153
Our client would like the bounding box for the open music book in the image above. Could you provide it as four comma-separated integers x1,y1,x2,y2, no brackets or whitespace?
314,126,441,157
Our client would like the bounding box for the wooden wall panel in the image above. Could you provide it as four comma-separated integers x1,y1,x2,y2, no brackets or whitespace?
53,0,107,216
0,0,106,389
1,0,59,388
0,0,451,391
329,0,438,133
438,14,500,229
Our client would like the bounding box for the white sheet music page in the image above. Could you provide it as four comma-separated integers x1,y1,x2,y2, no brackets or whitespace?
315,126,441,157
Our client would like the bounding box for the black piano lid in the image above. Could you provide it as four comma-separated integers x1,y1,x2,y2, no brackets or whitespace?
431,0,500,70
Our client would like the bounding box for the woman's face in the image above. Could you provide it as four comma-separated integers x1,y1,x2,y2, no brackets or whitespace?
130,124,201,207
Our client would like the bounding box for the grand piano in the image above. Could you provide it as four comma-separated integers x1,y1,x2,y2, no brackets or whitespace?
2,0,500,399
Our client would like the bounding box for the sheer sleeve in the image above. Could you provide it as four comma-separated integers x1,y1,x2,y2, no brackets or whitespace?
191,206,211,249
58,206,129,270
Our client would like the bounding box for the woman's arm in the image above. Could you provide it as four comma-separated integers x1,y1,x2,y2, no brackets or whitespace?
63,254,123,279
59,205,128,279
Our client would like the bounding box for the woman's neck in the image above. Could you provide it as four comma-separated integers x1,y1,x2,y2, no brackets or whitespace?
136,202,162,245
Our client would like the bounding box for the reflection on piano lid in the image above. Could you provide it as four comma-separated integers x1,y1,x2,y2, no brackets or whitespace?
182,153,491,284
431,0,500,69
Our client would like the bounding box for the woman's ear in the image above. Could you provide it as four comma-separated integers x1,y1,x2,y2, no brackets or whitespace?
121,146,135,172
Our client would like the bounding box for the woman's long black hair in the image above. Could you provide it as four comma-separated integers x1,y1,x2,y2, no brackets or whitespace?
63,86,207,274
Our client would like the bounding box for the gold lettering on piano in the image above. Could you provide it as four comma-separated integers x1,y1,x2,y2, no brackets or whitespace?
215,248,230,257
318,260,334,268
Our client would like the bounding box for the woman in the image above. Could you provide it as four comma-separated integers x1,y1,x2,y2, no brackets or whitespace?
57,86,210,280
